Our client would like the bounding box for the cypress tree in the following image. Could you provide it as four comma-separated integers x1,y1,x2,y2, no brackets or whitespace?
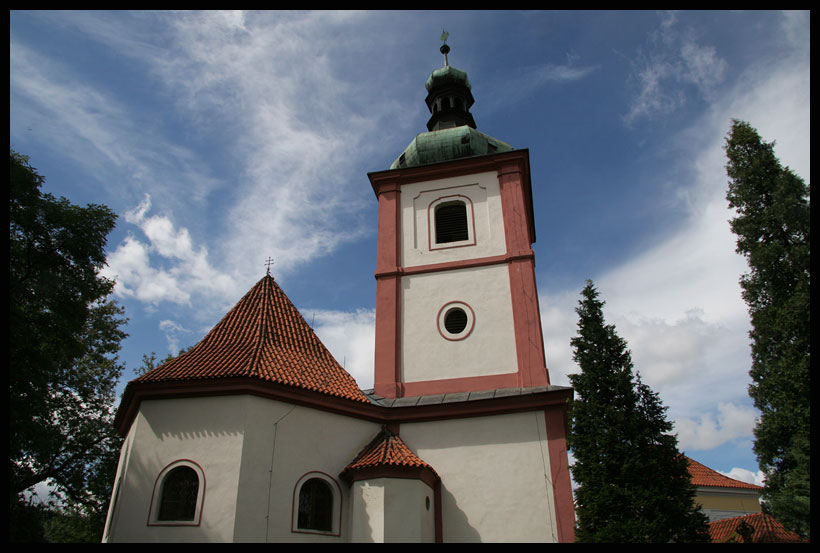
568,281,709,542
724,120,810,537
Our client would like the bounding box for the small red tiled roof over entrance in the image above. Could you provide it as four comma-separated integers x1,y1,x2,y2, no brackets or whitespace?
135,274,369,403
341,426,438,479
686,457,762,489
708,512,805,543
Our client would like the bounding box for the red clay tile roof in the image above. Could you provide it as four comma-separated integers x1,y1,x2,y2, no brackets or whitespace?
342,426,438,477
135,275,369,403
686,457,762,490
708,513,805,543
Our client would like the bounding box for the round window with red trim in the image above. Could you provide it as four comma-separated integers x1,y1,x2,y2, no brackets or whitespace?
437,301,475,340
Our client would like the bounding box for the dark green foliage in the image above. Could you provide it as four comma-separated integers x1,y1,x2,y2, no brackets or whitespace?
568,281,709,543
10,150,127,541
10,499,106,543
10,499,49,543
724,120,810,537
136,345,193,377
735,519,754,543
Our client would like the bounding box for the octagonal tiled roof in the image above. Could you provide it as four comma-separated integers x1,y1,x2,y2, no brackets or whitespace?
134,274,369,403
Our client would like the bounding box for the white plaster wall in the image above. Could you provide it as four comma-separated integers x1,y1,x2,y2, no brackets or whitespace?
401,411,559,543
384,478,435,542
400,171,506,268
102,421,137,542
231,395,295,542
233,396,379,542
401,264,518,382
105,396,248,542
106,394,381,543
350,480,385,542
350,478,435,543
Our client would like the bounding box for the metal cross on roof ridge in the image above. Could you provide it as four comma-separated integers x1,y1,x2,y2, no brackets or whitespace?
264,257,274,276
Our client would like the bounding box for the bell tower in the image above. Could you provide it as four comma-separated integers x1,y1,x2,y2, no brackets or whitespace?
370,38,549,399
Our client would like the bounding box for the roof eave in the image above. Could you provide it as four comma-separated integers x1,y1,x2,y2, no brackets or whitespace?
114,378,572,437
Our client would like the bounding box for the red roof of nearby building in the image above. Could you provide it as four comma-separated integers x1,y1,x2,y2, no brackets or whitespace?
686,457,762,490
135,274,369,403
341,426,438,479
708,512,805,543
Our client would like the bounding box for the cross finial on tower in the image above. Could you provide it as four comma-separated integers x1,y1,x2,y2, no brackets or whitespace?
440,30,450,66
264,257,274,276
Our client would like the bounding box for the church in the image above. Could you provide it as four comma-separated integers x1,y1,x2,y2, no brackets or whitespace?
102,39,576,543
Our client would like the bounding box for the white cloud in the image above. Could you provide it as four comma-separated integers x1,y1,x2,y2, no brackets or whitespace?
540,290,580,388
102,195,239,309
679,39,727,98
719,467,766,487
102,234,191,305
674,402,757,451
9,39,222,210
624,13,729,124
484,59,599,115
310,309,376,391
10,43,140,183
614,310,729,387
128,11,388,283
12,13,807,471
158,319,193,356
13,11,390,308
541,12,808,457
626,58,685,124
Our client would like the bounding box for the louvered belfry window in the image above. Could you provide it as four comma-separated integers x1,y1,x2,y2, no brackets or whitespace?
435,201,468,244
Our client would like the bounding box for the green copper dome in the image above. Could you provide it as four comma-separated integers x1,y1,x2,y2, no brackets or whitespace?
425,65,471,92
390,39,513,170
390,126,513,170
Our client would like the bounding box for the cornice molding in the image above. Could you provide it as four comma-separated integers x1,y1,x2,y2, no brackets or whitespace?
369,149,531,194
373,251,535,280
115,377,572,437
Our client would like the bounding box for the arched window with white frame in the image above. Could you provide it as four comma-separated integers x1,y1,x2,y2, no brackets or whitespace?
429,195,475,250
292,472,342,536
148,460,205,526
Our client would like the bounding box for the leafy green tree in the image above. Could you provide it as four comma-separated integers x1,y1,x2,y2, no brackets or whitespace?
568,281,709,543
724,120,810,537
10,150,127,542
135,345,193,377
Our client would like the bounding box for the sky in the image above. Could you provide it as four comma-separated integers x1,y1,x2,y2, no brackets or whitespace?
10,10,810,486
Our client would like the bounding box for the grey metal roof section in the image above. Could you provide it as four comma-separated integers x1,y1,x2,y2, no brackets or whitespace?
362,385,571,408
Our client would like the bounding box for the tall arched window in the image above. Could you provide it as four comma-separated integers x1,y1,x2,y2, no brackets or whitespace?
158,466,199,521
149,460,205,526
292,472,341,535
297,478,333,532
434,201,469,244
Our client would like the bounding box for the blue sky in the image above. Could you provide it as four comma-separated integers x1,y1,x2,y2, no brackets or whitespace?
10,10,809,485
